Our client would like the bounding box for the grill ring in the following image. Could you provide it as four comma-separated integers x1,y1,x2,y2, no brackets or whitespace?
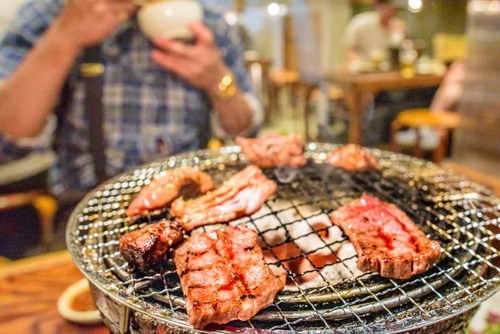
67,143,500,333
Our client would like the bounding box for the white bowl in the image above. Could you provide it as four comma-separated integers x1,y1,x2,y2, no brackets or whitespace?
137,0,203,40
57,278,102,325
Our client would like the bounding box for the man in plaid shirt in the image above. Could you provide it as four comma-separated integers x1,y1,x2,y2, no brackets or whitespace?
0,0,262,195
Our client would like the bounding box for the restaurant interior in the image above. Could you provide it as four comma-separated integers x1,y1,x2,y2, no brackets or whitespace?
0,0,499,333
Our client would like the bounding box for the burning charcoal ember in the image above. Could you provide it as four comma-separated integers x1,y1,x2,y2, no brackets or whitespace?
255,204,353,288
274,165,301,184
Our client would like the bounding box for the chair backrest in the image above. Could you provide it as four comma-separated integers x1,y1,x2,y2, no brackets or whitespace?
244,51,271,105
432,33,467,64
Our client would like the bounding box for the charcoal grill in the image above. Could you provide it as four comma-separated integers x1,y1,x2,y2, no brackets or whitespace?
66,143,500,333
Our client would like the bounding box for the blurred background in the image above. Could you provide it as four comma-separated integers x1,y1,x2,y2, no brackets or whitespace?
1,3,499,333
1,0,498,260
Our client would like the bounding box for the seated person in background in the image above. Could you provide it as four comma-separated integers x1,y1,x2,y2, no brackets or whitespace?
430,60,466,112
345,0,407,64
394,61,466,155
0,0,262,199
344,0,409,146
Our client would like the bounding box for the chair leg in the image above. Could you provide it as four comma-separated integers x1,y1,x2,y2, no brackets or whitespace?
303,83,318,141
390,120,403,153
432,129,449,164
412,128,424,159
32,194,58,249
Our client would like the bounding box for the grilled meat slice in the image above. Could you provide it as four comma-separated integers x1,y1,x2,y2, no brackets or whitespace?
126,167,214,217
170,165,277,232
329,194,441,279
326,144,380,171
119,219,183,271
236,133,307,168
174,225,286,329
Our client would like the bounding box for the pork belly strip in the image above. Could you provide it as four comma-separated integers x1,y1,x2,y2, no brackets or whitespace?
329,194,441,279
170,165,278,232
326,144,380,171
236,133,307,168
119,219,183,271
126,167,214,217
174,225,286,329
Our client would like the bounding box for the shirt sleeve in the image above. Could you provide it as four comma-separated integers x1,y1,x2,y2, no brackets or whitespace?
344,15,360,50
0,0,62,162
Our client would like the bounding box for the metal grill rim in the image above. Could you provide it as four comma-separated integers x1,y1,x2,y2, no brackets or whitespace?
66,143,500,333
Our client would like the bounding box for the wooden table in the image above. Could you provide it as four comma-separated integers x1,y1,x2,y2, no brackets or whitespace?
0,250,108,333
322,70,444,144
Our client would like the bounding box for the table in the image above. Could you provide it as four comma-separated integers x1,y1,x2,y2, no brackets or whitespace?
322,70,444,144
0,250,108,333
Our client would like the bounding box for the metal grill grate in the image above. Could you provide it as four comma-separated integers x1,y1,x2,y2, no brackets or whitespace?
67,143,500,333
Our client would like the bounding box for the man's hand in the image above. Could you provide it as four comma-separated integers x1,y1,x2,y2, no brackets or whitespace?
150,21,254,136
53,0,138,51
150,21,230,93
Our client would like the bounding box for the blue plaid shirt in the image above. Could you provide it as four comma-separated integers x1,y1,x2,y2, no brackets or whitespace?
0,0,261,193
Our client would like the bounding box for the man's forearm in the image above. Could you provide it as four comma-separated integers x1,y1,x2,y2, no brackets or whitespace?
0,22,80,139
209,85,254,135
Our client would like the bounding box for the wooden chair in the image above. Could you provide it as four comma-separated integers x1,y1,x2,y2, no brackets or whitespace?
303,83,346,141
390,108,460,163
244,54,272,123
432,33,467,65
0,190,58,248
0,152,58,251
267,69,301,122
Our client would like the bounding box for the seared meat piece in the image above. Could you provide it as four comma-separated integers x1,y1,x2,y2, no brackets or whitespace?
174,225,286,329
236,133,307,168
326,144,380,171
119,219,183,271
126,167,214,217
171,165,277,232
329,194,441,279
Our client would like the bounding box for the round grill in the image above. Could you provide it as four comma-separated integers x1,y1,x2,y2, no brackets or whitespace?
66,143,500,333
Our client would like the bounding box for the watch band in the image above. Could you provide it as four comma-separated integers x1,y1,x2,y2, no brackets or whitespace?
213,74,237,101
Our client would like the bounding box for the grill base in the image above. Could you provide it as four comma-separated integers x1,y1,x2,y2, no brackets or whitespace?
90,281,478,334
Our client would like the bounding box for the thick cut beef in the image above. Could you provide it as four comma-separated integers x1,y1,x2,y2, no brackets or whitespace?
171,165,277,231
329,194,441,279
174,225,286,329
236,133,307,168
119,219,183,271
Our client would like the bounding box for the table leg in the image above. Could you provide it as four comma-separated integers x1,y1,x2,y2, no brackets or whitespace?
344,87,373,145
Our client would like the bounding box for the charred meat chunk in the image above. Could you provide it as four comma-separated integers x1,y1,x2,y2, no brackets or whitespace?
171,165,277,232
126,167,214,217
119,219,183,271
326,144,380,171
174,225,286,329
236,133,307,168
329,194,441,279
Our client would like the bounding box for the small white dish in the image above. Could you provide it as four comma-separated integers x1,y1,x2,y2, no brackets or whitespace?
137,0,203,40
57,278,102,325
